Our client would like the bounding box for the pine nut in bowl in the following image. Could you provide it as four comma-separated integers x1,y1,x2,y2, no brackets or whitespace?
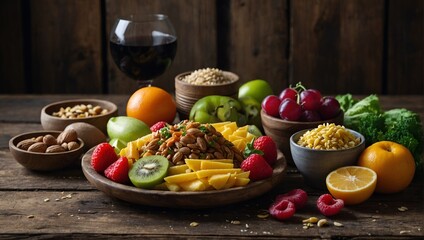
289,124,365,189
9,130,85,171
40,99,118,134
175,68,239,119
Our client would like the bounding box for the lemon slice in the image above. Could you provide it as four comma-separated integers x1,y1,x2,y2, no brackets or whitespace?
326,166,377,205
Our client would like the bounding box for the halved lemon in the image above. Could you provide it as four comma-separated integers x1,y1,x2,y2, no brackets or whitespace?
326,166,377,205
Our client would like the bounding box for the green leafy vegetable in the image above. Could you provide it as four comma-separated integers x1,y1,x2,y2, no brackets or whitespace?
338,94,423,173
336,93,359,112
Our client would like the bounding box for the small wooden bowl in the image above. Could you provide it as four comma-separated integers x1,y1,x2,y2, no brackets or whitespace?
40,99,118,134
175,71,239,120
9,131,85,171
261,110,344,165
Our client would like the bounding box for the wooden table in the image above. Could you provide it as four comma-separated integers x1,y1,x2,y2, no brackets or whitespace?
1,94,423,239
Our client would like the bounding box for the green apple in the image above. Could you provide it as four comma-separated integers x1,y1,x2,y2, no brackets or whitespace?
109,138,127,154
238,79,274,104
239,96,262,129
107,116,151,143
189,95,247,126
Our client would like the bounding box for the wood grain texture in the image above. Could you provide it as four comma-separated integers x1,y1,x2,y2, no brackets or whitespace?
0,0,25,93
29,0,102,94
290,0,384,95
1,1,424,95
222,0,288,92
105,0,218,94
0,188,422,238
387,0,424,94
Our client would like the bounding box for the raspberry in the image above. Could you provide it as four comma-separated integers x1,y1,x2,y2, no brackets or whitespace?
104,157,130,184
269,199,296,220
150,121,168,132
275,189,308,209
317,194,344,216
91,143,119,173
241,154,273,181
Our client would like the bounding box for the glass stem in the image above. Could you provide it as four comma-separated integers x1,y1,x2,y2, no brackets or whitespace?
137,79,153,88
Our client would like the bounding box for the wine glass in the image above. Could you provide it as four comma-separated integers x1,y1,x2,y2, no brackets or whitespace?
110,14,177,88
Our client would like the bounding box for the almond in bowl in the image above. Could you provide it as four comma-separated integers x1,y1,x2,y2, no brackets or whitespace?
9,130,85,171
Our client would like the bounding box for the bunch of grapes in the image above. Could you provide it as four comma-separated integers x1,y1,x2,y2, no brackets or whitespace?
261,82,341,122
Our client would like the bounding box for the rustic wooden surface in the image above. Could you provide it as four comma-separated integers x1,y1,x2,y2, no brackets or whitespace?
0,0,423,95
0,94,423,239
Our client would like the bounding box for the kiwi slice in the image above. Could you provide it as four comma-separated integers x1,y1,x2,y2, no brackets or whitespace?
129,155,170,189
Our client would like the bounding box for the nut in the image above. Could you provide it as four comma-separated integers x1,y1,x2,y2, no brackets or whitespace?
61,142,68,149
46,145,66,153
17,139,38,150
28,142,47,153
52,104,108,119
67,141,80,151
333,221,343,227
317,219,328,227
35,136,44,142
303,217,319,223
57,129,78,144
43,134,57,146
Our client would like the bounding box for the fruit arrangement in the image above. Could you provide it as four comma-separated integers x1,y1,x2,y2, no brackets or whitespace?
262,82,341,122
91,120,278,191
30,77,418,213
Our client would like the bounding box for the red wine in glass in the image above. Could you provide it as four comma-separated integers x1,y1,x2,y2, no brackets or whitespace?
110,14,177,88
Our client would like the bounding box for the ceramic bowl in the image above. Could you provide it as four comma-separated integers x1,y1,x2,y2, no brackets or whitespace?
9,131,85,171
289,128,365,189
175,71,239,120
261,110,344,165
40,99,118,134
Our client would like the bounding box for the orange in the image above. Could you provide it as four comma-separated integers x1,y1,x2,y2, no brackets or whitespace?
126,86,176,127
326,166,377,205
357,141,415,194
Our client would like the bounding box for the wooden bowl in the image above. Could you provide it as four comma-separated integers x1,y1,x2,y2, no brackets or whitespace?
81,147,287,209
261,110,344,165
9,131,85,171
175,71,239,120
40,99,118,134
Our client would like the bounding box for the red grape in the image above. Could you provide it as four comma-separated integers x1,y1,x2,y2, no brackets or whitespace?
300,89,321,111
279,99,302,121
279,88,298,101
299,110,321,122
309,89,322,99
261,95,281,117
319,96,341,119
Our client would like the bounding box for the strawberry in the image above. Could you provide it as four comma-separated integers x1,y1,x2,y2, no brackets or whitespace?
253,136,278,166
91,142,119,173
269,199,296,220
150,121,168,132
275,189,308,209
317,194,344,216
241,154,273,181
104,156,130,184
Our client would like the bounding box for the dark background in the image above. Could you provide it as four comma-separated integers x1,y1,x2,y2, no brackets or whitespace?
0,0,422,95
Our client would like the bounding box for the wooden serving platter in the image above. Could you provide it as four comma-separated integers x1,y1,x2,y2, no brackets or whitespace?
81,147,287,209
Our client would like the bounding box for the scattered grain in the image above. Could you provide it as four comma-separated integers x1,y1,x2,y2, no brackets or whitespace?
333,221,344,227
398,206,408,212
190,222,199,227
